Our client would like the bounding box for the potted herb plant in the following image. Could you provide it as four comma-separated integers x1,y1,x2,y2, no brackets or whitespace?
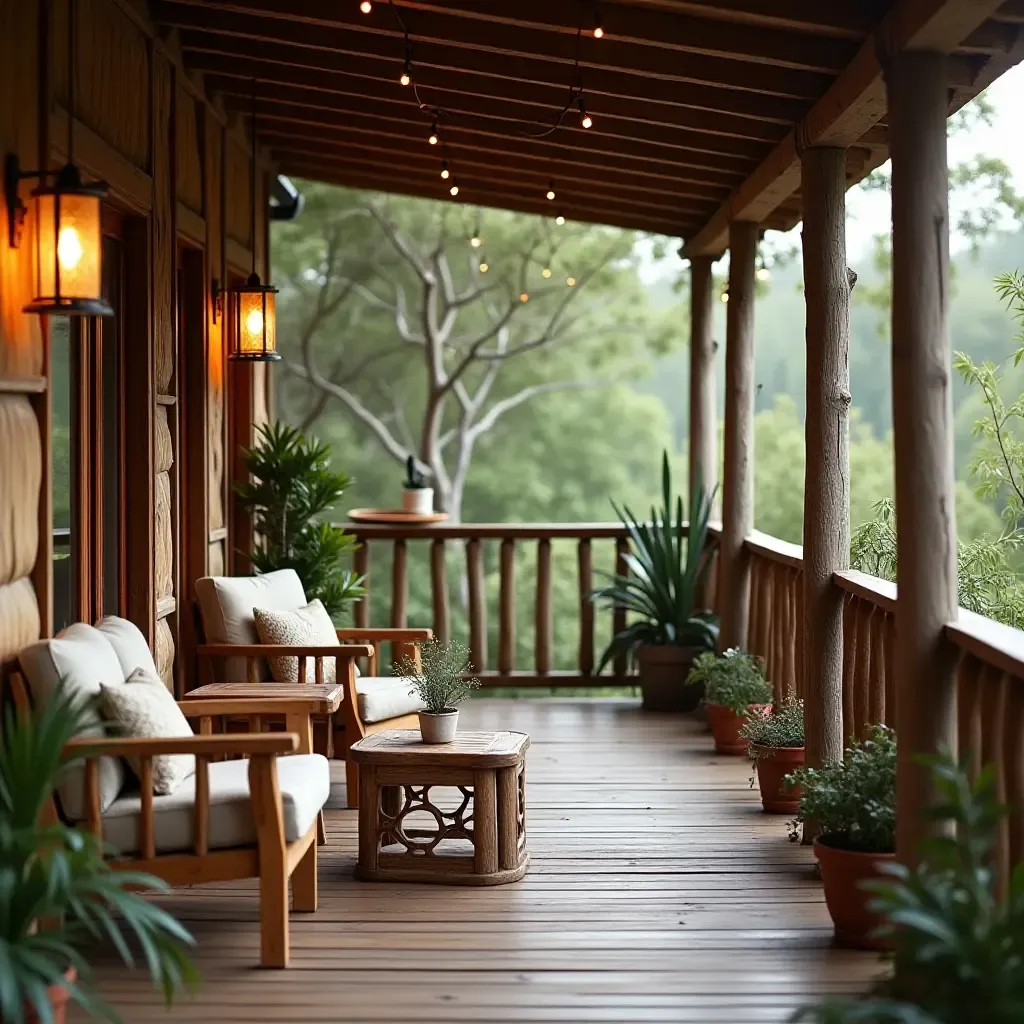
589,452,718,711
402,454,434,514
396,637,481,743
0,684,196,1024
785,724,896,949
793,752,1022,1023
740,692,805,813
689,649,773,753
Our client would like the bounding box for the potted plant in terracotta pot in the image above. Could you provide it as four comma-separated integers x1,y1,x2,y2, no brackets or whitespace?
690,649,772,754
402,454,434,514
397,637,480,744
786,724,896,949
0,683,196,1024
589,452,718,711
740,691,805,812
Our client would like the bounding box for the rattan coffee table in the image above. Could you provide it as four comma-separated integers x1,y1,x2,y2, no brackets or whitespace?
349,729,530,885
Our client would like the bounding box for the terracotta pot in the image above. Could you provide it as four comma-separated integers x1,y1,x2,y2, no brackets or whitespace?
419,709,458,743
814,838,896,949
635,645,703,711
26,967,75,1024
706,701,767,754
750,743,805,813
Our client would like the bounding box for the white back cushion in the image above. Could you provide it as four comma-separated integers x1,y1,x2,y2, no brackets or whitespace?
96,615,160,679
18,624,127,822
195,570,308,681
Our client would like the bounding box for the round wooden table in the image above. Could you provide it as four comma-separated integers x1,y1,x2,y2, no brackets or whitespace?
349,729,530,885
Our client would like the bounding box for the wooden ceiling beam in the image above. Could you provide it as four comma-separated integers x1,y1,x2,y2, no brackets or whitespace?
280,161,697,237
153,0,834,100
684,0,1010,256
178,31,810,126
187,51,788,145
257,127,734,203
207,75,776,163
385,0,857,73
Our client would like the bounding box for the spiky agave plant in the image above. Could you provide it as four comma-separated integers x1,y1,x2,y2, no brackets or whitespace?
590,451,719,673
0,684,197,1024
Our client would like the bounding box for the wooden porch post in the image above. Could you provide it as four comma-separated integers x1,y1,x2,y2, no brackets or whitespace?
688,255,716,517
887,51,958,863
718,221,757,650
801,148,852,773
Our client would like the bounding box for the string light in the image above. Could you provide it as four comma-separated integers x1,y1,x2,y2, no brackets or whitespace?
542,267,552,278
756,267,771,282
577,97,592,129
479,261,489,273
359,0,371,11
556,214,565,226
400,50,411,86
593,8,604,37
450,183,459,197
428,122,438,145
440,161,450,180
566,277,576,287
520,292,529,303
546,181,556,201
470,234,481,247
721,289,730,303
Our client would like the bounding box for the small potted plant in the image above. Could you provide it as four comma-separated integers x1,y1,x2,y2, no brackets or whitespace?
0,684,196,1024
740,691,805,813
785,724,896,949
792,753,1020,1023
589,452,718,711
402,454,434,514
397,637,481,744
689,649,773,754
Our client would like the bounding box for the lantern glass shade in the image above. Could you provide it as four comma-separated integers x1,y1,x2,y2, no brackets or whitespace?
25,169,111,316
231,275,279,361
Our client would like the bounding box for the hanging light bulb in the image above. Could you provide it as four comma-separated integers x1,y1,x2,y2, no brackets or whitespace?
721,289,730,303
555,214,565,226
519,292,529,303
577,96,593,129
593,9,604,37
566,276,576,287
546,180,556,201
450,183,460,197
470,234,481,248
542,267,552,279
359,0,372,12
428,122,438,145
440,161,450,180
756,266,771,282
479,261,489,273
399,48,412,86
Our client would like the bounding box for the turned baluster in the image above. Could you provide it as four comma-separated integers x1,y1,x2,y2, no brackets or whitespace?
431,539,450,646
578,538,594,677
499,538,516,675
535,538,552,676
391,538,408,628
467,538,488,673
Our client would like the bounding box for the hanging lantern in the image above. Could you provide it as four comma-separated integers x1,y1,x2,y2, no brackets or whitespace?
230,78,279,362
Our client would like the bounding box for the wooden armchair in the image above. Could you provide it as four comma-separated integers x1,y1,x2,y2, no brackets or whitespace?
13,618,335,969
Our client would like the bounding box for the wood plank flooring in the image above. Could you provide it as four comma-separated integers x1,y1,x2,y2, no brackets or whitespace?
74,699,881,1023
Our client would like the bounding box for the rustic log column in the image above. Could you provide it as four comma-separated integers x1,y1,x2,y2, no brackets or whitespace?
718,221,758,650
887,51,958,863
801,147,853,776
688,255,717,515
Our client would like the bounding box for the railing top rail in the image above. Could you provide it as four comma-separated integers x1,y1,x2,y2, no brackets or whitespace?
946,608,1024,680
337,522,632,541
743,530,804,570
833,569,898,613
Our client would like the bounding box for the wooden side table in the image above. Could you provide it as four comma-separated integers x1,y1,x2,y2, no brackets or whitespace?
349,730,530,885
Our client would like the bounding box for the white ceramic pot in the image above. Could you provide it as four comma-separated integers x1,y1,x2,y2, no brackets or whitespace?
402,487,434,514
419,709,458,744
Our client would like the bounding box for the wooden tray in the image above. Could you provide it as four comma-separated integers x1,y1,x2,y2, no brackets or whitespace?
348,508,449,525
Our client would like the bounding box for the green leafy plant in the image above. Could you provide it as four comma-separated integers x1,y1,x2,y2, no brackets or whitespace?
742,692,804,750
785,725,896,852
792,751,1024,1024
403,455,428,490
688,649,772,715
0,684,197,1024
589,452,718,672
234,421,364,619
396,638,481,714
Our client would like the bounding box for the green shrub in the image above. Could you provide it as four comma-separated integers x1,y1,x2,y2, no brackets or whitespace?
785,725,896,853
688,648,772,715
395,638,481,714
741,692,804,749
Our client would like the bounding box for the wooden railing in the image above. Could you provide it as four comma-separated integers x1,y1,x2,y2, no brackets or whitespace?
342,523,633,688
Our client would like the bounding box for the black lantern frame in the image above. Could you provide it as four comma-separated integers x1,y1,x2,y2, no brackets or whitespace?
230,271,280,362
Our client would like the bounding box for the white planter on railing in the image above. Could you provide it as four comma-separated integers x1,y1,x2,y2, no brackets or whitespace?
402,487,434,514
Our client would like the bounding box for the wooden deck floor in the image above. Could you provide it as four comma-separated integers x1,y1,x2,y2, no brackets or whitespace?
76,699,881,1023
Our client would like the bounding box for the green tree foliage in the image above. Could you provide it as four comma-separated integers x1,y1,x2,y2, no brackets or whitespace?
234,422,363,619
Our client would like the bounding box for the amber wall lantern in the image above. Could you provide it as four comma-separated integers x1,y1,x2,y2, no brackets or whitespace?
4,0,111,316
229,79,279,362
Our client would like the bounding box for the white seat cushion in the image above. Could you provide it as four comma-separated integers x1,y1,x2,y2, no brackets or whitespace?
356,677,425,724
95,615,160,679
19,623,127,823
254,599,340,685
101,753,329,857
195,570,308,681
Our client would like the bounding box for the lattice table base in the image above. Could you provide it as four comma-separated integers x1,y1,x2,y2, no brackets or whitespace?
350,730,530,886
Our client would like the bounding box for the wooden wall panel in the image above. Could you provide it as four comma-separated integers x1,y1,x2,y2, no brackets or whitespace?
208,540,224,578
205,119,226,534
154,615,174,687
152,56,175,394
155,471,173,599
176,82,203,213
155,403,173,473
225,139,252,246
53,0,149,169
0,578,42,664
0,396,42,586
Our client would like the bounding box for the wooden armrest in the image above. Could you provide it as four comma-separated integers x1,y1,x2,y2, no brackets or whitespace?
335,629,432,642
64,733,298,758
198,643,374,659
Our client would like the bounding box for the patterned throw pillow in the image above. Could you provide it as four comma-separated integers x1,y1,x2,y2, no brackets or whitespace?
100,668,195,796
253,599,342,684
